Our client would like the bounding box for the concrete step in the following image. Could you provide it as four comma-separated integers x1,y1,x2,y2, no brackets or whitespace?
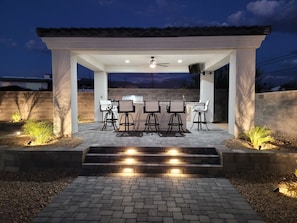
81,163,223,176
84,153,220,165
87,146,218,155
81,146,222,176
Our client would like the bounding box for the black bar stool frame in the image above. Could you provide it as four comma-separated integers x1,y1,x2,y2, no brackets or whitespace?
167,101,186,134
143,101,161,134
117,100,135,132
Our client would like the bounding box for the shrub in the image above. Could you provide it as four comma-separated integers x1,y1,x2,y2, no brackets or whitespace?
11,111,22,122
23,120,53,145
245,126,274,149
278,182,297,198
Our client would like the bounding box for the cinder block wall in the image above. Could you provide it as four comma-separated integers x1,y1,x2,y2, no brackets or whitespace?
255,90,297,138
0,89,199,121
108,88,199,102
0,149,83,172
222,152,297,175
0,91,53,121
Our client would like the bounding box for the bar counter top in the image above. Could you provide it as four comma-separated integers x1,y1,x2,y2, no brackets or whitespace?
117,102,188,131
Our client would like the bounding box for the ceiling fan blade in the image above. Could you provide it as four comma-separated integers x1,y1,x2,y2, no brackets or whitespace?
149,56,169,67
157,63,169,67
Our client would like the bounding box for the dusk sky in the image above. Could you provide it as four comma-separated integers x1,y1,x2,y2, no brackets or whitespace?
1,0,297,86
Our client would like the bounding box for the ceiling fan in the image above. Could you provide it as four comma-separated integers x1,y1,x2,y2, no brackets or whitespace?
149,56,169,68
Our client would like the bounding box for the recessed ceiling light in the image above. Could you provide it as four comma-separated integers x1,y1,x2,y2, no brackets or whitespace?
177,59,183,63
125,59,130,63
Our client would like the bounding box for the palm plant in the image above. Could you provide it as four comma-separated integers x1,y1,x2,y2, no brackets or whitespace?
23,120,53,145
11,111,22,122
245,126,274,149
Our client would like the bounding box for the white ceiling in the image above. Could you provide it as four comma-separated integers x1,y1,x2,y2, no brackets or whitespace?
43,33,267,74
75,49,232,73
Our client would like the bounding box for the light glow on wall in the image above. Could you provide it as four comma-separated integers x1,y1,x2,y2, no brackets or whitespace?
124,158,135,164
169,159,180,164
170,168,182,175
126,148,137,155
167,149,179,156
122,168,134,174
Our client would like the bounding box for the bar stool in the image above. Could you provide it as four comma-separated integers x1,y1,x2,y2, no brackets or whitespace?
192,100,209,130
100,100,118,130
143,101,161,134
117,100,135,132
167,101,186,133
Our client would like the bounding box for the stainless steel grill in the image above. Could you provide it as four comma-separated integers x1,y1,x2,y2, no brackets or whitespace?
122,95,143,103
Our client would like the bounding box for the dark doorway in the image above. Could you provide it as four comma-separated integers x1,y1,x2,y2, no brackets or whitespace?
214,65,229,123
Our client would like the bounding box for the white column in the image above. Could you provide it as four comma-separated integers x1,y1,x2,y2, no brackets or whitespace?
70,54,78,134
51,50,78,136
94,71,108,122
200,72,214,122
229,49,256,137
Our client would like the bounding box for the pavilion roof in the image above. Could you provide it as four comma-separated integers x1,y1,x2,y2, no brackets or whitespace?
36,26,271,38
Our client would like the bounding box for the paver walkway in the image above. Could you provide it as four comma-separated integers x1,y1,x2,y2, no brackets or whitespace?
33,122,264,222
33,176,264,223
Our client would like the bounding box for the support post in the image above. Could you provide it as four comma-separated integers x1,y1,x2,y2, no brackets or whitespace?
94,71,108,122
51,50,78,136
200,72,214,123
229,49,256,137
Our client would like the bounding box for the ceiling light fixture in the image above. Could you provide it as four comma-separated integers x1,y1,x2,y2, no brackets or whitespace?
125,59,130,63
177,59,183,63
150,56,156,68
150,63,156,68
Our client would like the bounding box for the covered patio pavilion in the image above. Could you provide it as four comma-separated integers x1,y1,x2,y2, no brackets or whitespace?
36,26,271,137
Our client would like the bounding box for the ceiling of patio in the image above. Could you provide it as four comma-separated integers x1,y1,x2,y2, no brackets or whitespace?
75,49,232,73
38,26,271,74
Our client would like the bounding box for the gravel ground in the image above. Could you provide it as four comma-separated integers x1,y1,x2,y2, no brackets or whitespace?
0,170,79,223
228,173,297,223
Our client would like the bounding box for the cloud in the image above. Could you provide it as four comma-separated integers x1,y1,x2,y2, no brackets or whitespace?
0,38,17,47
247,0,280,17
25,40,49,53
227,11,246,25
228,0,297,33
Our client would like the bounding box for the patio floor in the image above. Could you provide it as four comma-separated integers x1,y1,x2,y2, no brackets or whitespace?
73,121,233,150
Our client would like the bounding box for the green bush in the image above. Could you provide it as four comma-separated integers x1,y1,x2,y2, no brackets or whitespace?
245,126,274,149
11,111,22,122
23,120,54,145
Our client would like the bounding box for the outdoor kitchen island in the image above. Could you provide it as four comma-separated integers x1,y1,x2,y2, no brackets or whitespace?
116,101,188,132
